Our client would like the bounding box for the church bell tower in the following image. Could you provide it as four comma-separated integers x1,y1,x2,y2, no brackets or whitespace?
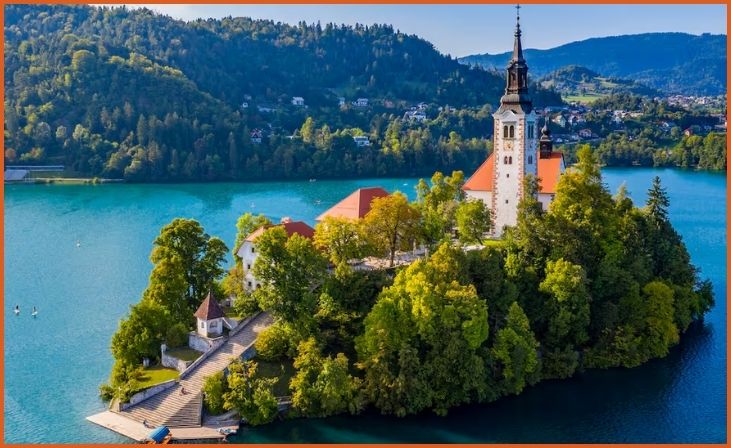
491,5,538,236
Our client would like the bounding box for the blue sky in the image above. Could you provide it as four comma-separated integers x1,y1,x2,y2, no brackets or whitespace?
121,4,726,57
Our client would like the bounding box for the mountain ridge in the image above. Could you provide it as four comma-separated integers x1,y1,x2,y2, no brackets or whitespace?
459,32,727,96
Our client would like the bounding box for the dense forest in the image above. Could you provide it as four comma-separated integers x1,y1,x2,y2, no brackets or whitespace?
103,150,714,424
460,32,727,96
4,4,564,182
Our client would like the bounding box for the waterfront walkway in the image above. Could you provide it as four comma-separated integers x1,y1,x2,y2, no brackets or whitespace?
87,312,272,440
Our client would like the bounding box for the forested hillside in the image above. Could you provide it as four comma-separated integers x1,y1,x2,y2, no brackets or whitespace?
4,4,562,182
460,33,727,96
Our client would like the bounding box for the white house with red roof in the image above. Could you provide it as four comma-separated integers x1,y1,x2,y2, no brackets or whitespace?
462,14,565,237
236,217,315,292
316,187,389,222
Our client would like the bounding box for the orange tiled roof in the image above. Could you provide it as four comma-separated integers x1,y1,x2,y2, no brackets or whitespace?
245,221,315,242
316,187,389,221
536,152,564,194
462,154,495,192
463,152,564,194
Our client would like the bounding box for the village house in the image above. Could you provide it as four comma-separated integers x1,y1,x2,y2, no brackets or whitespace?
338,97,346,106
684,128,694,137
291,96,305,106
578,128,593,139
236,218,315,292
463,16,565,237
404,109,427,122
241,101,249,109
353,135,371,147
250,129,264,144
353,98,369,107
552,114,567,128
257,105,275,113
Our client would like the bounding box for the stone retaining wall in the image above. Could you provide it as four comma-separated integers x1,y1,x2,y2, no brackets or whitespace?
162,351,192,373
119,379,178,411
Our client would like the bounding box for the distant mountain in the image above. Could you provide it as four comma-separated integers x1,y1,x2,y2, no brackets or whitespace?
538,65,661,104
459,33,727,96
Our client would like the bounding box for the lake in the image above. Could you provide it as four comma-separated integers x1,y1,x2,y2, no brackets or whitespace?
3,168,726,443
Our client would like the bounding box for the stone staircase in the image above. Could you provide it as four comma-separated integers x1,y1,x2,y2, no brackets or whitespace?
116,312,273,428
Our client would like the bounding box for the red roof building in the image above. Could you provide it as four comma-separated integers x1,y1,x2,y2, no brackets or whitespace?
463,152,565,195
244,218,315,243
316,187,389,221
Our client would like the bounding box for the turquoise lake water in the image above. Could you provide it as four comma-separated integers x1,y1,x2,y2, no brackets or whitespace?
3,168,726,443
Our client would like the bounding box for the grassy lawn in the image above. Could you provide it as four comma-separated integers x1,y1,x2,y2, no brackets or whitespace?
137,365,179,389
563,94,605,105
254,358,295,397
483,239,506,248
166,347,203,362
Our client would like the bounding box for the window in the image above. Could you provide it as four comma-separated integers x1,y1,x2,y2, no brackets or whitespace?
507,173,510,178
504,156,508,164
503,125,508,138
509,125,515,138
200,322,204,328
508,156,513,164
528,155,533,164
527,123,534,139
251,247,255,253
505,199,509,204
247,281,252,288
246,264,251,270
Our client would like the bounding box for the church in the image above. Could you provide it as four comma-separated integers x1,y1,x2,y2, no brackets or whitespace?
463,10,565,237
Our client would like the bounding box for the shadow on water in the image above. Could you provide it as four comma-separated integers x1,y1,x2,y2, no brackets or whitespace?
233,321,722,444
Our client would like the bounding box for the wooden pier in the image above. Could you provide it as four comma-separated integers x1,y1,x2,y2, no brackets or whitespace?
87,312,273,442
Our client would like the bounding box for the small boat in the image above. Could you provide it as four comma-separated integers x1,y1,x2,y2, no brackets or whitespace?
32,307,38,318
314,200,321,205
76,240,81,247
309,178,317,182
13,306,20,315
145,426,172,444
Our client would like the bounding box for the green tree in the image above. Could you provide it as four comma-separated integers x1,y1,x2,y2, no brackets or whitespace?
357,244,488,416
111,300,172,366
456,199,492,245
290,337,362,417
252,227,328,330
223,360,279,426
150,218,228,312
361,192,421,267
314,216,367,268
491,302,540,395
203,372,228,415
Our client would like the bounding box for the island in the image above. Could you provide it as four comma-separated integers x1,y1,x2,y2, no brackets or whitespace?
87,11,714,441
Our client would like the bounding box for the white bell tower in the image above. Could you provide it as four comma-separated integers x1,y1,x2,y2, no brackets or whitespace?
491,5,538,236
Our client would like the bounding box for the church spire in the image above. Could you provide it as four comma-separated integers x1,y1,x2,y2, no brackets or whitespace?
512,4,524,63
498,4,532,114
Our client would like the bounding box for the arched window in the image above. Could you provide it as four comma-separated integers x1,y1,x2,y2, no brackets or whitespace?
509,125,515,138
503,125,508,138
509,156,513,164
504,156,508,164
